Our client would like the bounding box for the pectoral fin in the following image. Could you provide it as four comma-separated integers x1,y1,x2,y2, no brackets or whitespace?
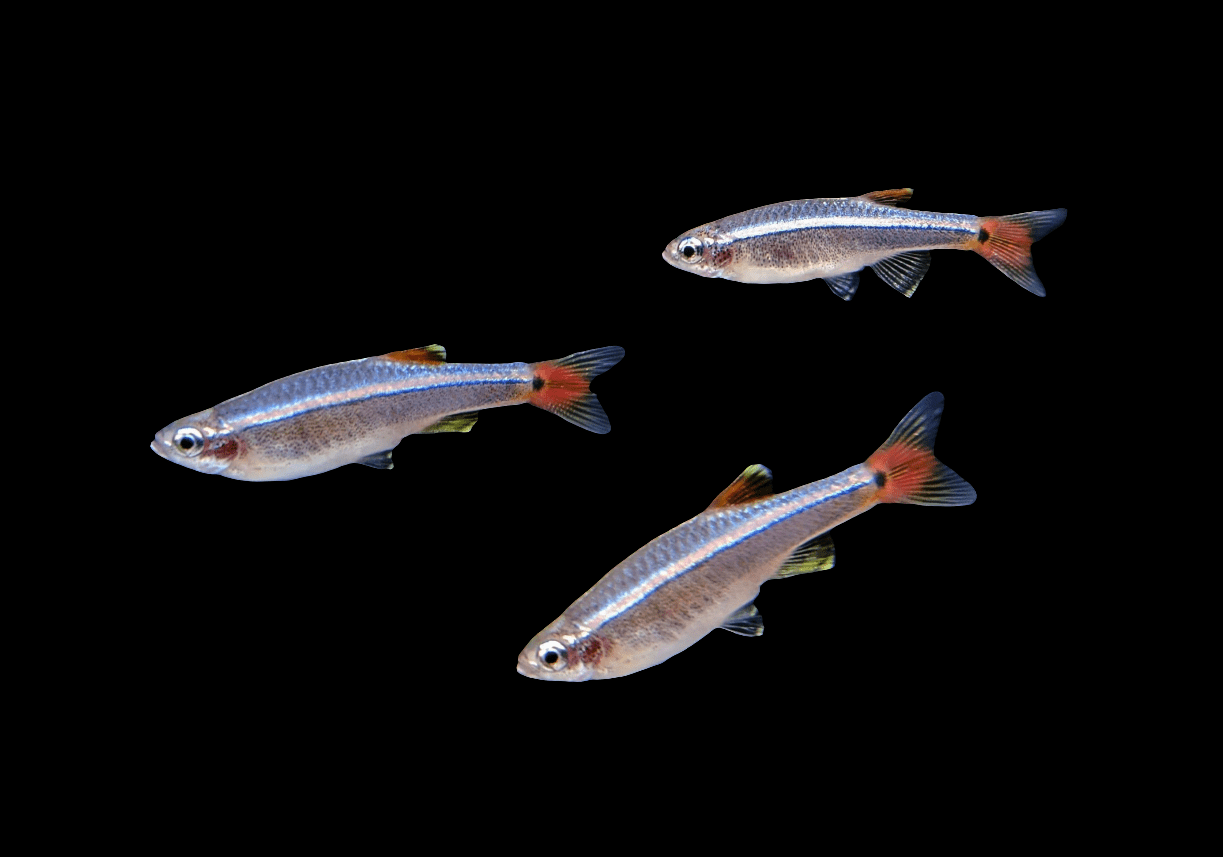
358,450,396,469
824,272,860,301
720,603,764,637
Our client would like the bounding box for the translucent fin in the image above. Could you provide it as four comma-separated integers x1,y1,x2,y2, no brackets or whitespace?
527,346,624,434
774,534,835,578
384,345,447,363
860,188,914,207
720,603,764,637
421,411,479,433
824,272,860,301
971,209,1067,296
707,464,773,510
871,251,931,298
358,449,395,469
865,392,976,506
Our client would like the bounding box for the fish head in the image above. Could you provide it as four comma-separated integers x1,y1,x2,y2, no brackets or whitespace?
150,409,239,476
662,224,725,278
517,622,601,682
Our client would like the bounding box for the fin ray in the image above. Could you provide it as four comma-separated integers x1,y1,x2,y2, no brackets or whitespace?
527,346,624,434
358,449,395,469
860,188,914,207
871,251,931,297
865,392,976,506
824,272,860,300
720,603,764,637
707,464,773,510
384,345,447,363
774,533,835,578
421,411,479,434
972,209,1067,296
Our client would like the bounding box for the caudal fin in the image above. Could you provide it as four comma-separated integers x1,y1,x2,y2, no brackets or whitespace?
528,346,624,433
865,392,976,506
972,208,1066,296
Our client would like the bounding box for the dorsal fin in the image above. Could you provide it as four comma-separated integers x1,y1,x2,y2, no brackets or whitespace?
384,345,447,363
860,188,913,207
707,464,773,510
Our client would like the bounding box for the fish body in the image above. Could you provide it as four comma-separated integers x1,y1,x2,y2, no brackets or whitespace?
151,345,623,480
662,189,1066,298
517,392,975,681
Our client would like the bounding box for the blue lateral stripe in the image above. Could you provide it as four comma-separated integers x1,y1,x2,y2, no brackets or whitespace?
756,223,972,237
246,377,529,427
599,477,871,626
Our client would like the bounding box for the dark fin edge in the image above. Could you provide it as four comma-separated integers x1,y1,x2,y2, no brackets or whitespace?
824,272,860,301
720,603,764,637
527,346,625,434
707,464,774,510
865,392,976,506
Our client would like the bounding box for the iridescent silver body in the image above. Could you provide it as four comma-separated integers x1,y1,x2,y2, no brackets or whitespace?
663,196,978,284
151,355,534,480
517,464,879,680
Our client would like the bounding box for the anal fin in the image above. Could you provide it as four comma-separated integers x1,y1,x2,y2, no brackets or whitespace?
823,272,860,300
421,411,479,433
774,533,835,578
720,603,764,637
871,251,931,297
358,449,395,470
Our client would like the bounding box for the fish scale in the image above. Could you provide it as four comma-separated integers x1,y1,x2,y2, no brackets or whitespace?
151,345,624,481
517,393,977,681
662,189,1066,297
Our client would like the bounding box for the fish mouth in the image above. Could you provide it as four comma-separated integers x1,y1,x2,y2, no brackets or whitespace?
150,439,170,461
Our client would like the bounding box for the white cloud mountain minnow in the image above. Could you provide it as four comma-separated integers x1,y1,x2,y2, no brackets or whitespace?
151,345,623,480
517,392,975,681
662,189,1067,298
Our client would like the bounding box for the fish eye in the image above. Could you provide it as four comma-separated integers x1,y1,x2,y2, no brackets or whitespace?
538,641,568,671
173,427,204,457
677,238,702,262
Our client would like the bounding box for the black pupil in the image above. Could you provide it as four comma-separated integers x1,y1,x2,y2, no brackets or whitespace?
179,436,195,450
543,651,559,664
682,245,695,258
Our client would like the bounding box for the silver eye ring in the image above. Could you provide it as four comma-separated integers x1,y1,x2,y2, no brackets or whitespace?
677,238,703,262
173,427,205,457
538,641,568,670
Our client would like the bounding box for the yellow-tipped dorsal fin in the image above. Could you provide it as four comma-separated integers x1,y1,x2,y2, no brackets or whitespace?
384,345,447,363
860,188,913,206
707,464,773,510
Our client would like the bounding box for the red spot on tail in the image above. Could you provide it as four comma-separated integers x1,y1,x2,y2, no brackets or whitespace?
866,442,937,504
530,360,588,410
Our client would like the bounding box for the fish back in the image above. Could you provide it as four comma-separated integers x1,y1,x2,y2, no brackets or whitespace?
719,198,976,283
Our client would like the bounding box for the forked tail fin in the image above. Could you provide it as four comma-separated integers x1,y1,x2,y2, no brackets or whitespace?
865,392,976,506
528,346,624,433
972,208,1067,296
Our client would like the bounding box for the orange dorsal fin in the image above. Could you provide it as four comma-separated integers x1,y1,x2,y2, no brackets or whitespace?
860,188,914,207
707,464,774,510
383,345,447,363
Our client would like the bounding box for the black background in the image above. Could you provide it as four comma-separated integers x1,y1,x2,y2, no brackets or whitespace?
125,49,1085,800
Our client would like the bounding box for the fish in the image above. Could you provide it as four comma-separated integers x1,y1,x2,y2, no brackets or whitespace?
662,189,1066,298
151,345,624,480
517,392,975,681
